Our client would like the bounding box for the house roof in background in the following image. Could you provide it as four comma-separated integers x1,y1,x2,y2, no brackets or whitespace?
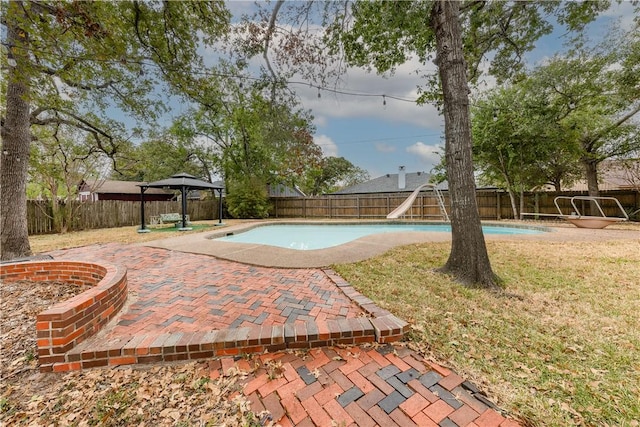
269,183,306,197
83,180,172,195
544,159,640,191
331,172,446,195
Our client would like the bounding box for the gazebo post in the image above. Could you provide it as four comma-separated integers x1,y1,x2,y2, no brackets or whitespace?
216,188,225,225
137,187,150,233
179,185,191,231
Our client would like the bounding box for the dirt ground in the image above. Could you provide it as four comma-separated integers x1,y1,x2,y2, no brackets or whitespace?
0,280,266,426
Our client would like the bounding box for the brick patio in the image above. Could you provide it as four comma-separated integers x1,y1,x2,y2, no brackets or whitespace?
39,242,520,426
42,243,407,372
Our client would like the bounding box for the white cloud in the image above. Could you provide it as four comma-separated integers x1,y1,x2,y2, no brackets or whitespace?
295,59,443,130
374,142,396,153
313,115,328,127
406,142,443,166
601,1,637,31
314,134,338,157
209,16,442,130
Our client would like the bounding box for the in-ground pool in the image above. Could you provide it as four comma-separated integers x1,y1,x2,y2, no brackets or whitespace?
215,223,543,250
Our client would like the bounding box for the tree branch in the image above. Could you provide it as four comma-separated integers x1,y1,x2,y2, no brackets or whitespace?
460,1,486,13
31,108,115,147
39,65,118,90
589,102,640,147
264,0,285,101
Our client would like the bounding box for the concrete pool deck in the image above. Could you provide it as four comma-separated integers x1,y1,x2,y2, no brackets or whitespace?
140,219,640,268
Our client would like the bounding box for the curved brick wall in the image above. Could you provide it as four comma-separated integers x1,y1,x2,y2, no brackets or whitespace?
0,260,127,371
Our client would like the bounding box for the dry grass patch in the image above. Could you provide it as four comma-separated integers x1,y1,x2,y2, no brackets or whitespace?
28,220,243,254
334,238,640,426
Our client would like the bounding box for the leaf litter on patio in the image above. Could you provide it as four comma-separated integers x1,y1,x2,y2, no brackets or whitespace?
0,279,272,426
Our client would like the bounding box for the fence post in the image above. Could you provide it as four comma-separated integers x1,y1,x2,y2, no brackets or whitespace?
386,195,390,217
496,192,501,220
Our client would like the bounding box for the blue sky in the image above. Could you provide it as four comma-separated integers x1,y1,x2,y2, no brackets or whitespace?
221,1,637,180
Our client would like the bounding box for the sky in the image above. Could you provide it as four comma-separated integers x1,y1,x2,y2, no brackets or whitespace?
132,1,634,185
221,1,637,180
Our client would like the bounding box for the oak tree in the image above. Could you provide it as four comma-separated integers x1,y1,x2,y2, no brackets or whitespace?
324,0,610,287
1,0,230,259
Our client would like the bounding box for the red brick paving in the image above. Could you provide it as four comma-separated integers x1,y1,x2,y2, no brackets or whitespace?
230,345,520,426
42,243,520,426
49,244,367,334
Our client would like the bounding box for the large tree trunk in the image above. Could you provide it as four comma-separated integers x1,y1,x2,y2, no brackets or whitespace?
431,1,499,289
1,1,32,260
583,158,600,197
582,157,600,216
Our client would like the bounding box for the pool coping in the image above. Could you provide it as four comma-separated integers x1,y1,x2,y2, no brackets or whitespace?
141,219,561,268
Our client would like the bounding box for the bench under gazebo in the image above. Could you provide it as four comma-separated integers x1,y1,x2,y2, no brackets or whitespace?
137,172,224,232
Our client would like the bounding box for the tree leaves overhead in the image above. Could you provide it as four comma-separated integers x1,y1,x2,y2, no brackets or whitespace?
472,23,640,200
1,0,231,259
330,1,435,74
327,0,612,99
12,1,230,130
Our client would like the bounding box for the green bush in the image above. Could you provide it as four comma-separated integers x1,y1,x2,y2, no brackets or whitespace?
226,177,271,218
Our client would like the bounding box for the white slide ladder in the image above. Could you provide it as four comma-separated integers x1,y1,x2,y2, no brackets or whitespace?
434,187,450,221
387,183,449,221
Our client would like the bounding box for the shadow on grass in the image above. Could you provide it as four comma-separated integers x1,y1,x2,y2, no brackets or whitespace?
148,224,213,233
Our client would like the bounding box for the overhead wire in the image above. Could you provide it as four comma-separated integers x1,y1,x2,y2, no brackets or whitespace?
2,43,422,104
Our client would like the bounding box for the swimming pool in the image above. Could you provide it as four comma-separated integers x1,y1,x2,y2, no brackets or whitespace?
215,223,543,250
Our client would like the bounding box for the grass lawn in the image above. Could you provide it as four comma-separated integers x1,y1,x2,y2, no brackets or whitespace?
26,221,640,426
28,220,243,253
334,238,640,426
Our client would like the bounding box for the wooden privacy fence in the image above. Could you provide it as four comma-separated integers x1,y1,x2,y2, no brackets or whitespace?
26,190,638,235
27,199,218,235
271,190,640,221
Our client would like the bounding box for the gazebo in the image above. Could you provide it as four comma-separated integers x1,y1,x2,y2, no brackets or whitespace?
137,172,224,232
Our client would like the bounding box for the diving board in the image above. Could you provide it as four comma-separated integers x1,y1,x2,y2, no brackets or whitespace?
553,196,628,229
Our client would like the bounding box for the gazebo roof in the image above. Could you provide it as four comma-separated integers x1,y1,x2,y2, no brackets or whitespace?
139,173,224,191
136,173,225,231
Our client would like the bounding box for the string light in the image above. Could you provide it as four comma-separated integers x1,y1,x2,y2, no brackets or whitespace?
3,43,421,105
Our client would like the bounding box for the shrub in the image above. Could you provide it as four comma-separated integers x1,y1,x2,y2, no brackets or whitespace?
226,177,271,218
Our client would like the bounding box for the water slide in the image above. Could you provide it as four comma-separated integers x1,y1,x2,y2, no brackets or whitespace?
386,183,437,219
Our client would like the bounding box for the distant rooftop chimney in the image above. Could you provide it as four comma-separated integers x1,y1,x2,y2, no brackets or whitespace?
398,166,406,190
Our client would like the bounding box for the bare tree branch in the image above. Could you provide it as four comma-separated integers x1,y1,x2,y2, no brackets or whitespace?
264,0,284,101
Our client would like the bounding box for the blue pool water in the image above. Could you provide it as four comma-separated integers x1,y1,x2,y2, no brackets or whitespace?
215,223,543,250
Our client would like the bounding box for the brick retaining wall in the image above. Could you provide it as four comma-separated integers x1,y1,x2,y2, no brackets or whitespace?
0,262,407,372
0,260,128,372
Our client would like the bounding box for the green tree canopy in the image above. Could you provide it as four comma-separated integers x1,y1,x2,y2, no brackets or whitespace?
471,84,584,217
471,23,639,219
301,156,369,196
1,0,230,259
318,0,610,287
523,35,640,197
